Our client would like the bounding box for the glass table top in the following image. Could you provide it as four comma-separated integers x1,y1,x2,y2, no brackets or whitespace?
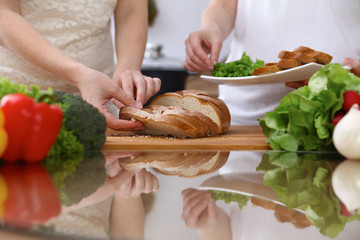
0,150,359,240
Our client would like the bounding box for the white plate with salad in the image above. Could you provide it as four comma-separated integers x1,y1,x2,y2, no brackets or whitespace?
201,62,323,85
199,172,284,205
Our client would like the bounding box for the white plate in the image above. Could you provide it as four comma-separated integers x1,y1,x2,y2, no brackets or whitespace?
199,172,304,213
200,62,323,85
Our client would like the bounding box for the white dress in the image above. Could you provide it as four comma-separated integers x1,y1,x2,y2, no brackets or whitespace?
0,0,117,93
219,0,360,125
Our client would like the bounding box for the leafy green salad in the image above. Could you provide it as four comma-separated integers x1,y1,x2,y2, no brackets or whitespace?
259,63,360,151
211,52,264,77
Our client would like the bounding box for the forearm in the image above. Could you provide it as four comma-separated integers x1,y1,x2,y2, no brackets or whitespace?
114,0,148,72
110,193,145,239
198,207,232,240
0,8,87,87
201,0,237,40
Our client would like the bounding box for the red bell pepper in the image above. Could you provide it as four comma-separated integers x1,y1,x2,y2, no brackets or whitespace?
0,163,61,229
0,93,63,163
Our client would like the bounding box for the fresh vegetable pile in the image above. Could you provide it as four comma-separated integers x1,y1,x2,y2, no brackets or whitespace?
211,52,264,77
0,78,107,163
257,151,360,238
259,63,360,151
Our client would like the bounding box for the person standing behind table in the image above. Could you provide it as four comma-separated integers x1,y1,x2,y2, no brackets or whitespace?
184,0,360,125
0,0,161,131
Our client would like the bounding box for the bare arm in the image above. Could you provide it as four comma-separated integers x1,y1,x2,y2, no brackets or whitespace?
114,0,148,72
109,194,145,240
184,0,237,71
0,1,86,86
112,0,160,106
201,0,237,42
0,0,148,130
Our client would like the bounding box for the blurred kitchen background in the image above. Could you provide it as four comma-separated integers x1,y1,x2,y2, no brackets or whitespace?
112,0,233,97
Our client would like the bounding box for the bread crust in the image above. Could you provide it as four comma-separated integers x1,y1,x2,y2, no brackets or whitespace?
252,65,282,75
118,151,230,178
252,46,333,76
277,59,301,69
150,90,231,134
120,106,200,138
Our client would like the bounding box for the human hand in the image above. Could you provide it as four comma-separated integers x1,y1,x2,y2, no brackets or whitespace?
181,188,219,230
112,70,161,108
75,68,146,131
344,57,360,77
184,29,223,72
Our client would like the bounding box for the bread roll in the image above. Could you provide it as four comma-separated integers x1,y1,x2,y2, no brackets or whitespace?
252,65,282,75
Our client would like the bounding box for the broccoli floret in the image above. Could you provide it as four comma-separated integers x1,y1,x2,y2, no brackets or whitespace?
54,91,107,154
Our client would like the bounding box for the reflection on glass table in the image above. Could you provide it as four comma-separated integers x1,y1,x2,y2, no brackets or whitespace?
194,151,360,240
0,150,359,240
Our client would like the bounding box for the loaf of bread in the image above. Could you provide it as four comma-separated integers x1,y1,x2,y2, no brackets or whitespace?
150,90,231,134
118,151,230,178
119,90,231,138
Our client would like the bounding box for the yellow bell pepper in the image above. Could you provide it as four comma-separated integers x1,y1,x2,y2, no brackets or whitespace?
0,108,8,157
0,174,7,218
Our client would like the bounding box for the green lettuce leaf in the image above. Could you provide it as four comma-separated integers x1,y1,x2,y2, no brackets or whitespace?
259,63,360,151
211,52,264,77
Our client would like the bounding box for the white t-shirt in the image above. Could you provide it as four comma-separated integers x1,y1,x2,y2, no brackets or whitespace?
219,0,360,125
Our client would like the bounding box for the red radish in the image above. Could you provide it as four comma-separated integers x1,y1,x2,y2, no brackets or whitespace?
332,111,346,125
342,90,360,112
340,200,354,217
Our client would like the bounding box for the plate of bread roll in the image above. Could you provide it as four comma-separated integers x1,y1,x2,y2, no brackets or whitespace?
201,46,333,85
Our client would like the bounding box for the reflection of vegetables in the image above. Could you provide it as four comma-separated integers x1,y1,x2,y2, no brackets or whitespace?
332,160,360,214
211,52,264,77
0,109,7,157
333,104,360,159
59,151,106,206
0,163,61,229
55,91,106,155
0,93,63,163
260,63,360,151
43,144,85,200
209,190,249,210
257,151,360,238
0,174,7,218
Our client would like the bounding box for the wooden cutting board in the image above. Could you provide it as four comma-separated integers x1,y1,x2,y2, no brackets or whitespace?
103,125,271,151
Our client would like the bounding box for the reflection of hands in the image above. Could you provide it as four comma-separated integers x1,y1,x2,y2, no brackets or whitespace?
114,168,159,198
112,70,161,108
344,57,360,77
104,151,159,198
181,188,232,240
181,188,218,229
184,30,223,72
